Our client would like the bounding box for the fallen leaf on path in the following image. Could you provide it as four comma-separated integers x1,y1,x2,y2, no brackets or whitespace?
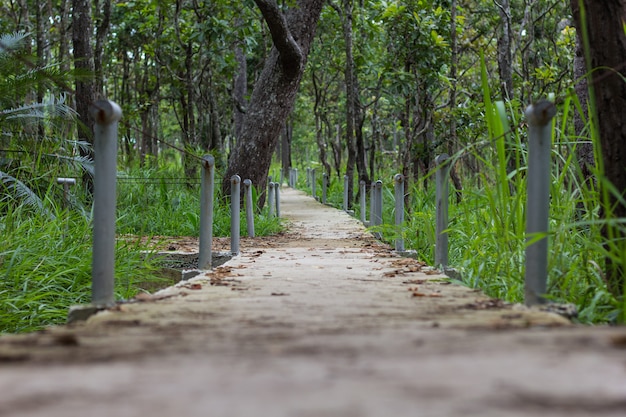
271,292,289,296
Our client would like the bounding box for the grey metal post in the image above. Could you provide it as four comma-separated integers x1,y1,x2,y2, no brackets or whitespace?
322,173,328,204
524,100,556,306
198,155,215,270
360,180,367,225
275,182,281,218
230,175,241,255
394,174,405,252
89,99,122,306
57,177,76,208
311,169,316,200
306,168,311,188
268,182,276,217
369,181,376,227
435,154,450,268
294,169,298,188
374,180,383,227
244,179,255,237
343,175,349,211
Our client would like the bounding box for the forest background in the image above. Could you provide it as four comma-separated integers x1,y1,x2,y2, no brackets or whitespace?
1,0,625,332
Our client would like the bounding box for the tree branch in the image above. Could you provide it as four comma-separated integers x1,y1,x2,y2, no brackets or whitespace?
253,0,303,77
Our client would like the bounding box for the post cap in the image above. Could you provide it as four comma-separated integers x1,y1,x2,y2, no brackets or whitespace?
89,100,122,125
525,99,557,127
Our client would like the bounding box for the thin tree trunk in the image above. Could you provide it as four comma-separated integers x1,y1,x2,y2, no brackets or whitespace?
72,0,95,194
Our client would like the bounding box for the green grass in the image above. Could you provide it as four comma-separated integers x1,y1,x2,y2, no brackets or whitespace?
0,202,165,334
298,67,623,324
0,164,283,334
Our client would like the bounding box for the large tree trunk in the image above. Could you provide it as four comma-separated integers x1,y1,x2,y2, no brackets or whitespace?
223,0,324,207
72,0,95,195
571,0,626,298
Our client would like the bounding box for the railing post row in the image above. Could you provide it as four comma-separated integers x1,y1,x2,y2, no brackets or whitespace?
524,99,557,306
89,100,122,306
198,154,215,270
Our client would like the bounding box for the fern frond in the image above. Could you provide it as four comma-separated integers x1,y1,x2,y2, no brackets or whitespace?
0,170,55,219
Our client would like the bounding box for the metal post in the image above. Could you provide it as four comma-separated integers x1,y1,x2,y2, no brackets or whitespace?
275,182,281,218
306,168,311,188
343,175,349,211
89,100,122,306
311,169,316,200
322,173,328,204
56,177,76,208
294,168,298,189
435,154,450,268
374,180,383,227
369,181,376,227
230,175,241,255
199,155,215,270
360,180,367,225
244,179,255,237
524,100,556,306
394,174,405,252
268,182,276,217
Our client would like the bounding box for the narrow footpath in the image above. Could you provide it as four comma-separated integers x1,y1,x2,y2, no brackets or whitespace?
1,188,626,417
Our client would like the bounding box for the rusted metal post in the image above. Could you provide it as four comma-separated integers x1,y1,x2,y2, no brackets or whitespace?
230,175,241,255
524,100,557,306
198,155,215,270
89,100,121,306
394,174,405,252
244,179,255,238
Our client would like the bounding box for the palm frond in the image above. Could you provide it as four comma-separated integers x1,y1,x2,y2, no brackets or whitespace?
0,32,29,55
0,170,55,219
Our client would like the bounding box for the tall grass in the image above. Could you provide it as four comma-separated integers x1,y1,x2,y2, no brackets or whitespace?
116,165,283,237
0,200,164,334
307,60,621,323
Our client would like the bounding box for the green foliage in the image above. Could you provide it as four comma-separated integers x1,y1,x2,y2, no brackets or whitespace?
116,164,282,237
0,200,164,334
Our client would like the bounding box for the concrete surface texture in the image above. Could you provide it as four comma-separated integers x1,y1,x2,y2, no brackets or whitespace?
1,187,626,417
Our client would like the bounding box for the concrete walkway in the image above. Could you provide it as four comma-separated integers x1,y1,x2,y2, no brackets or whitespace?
1,188,626,417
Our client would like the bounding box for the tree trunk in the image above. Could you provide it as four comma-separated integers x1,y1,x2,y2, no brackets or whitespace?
223,0,325,207
496,0,513,101
94,0,111,98
572,28,595,182
72,0,95,194
281,122,292,183
571,0,626,298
